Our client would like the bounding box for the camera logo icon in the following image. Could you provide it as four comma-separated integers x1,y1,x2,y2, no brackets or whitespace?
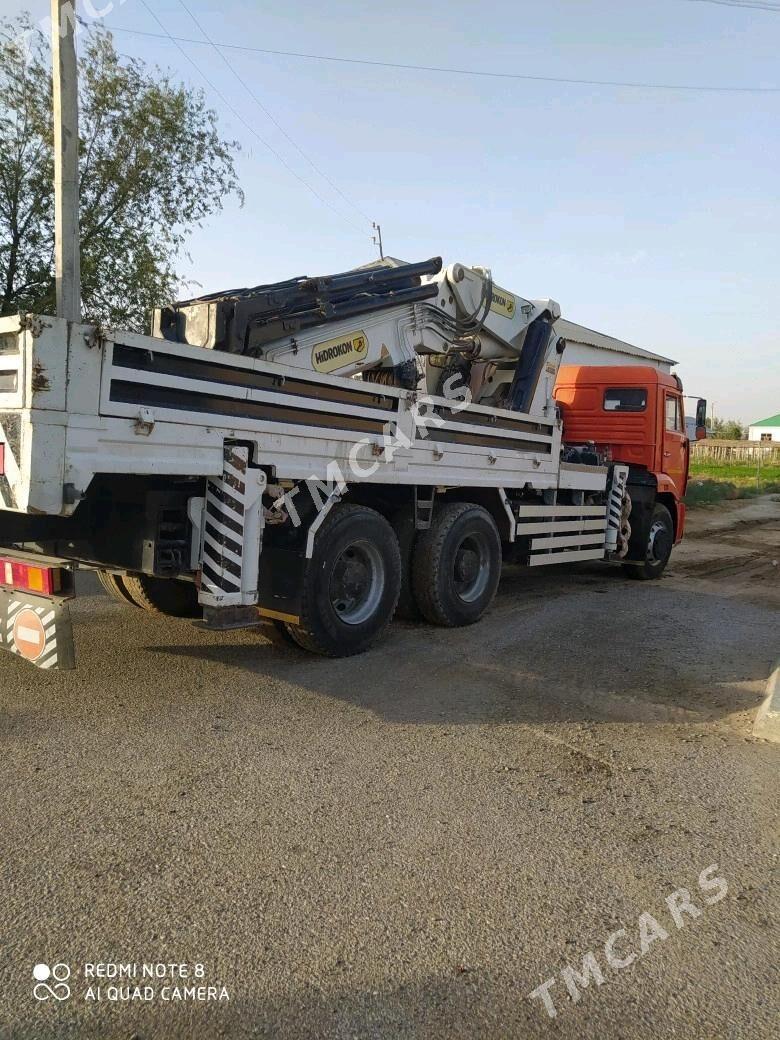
33,963,71,1001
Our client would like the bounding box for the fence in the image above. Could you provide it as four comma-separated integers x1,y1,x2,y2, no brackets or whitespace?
691,439,780,464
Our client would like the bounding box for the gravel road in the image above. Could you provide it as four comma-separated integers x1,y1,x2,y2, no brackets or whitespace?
1,496,778,1039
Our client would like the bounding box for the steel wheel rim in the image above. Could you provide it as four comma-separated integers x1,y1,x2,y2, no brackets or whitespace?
329,539,385,625
646,519,670,565
452,533,491,603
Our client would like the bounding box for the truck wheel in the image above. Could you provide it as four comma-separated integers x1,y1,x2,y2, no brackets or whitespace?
411,502,501,626
97,570,140,607
121,574,201,617
390,508,422,621
623,503,674,581
285,504,401,657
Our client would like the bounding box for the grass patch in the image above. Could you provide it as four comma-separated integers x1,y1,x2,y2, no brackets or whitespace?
685,461,780,506
689,461,780,485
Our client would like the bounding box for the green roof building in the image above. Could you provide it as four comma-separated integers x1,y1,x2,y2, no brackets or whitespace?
748,414,780,442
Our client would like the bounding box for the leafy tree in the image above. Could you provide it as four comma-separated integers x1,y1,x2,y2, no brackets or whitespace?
707,417,745,440
0,15,241,329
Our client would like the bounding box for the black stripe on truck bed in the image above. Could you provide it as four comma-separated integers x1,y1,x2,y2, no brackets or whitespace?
112,343,400,413
432,429,552,454
434,405,553,437
109,380,389,436
108,380,553,454
111,376,557,453
111,346,555,449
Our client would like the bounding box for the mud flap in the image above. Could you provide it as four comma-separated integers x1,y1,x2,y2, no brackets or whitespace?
0,589,75,670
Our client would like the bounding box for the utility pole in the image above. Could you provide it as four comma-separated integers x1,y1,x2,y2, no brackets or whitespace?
51,0,81,321
372,222,384,261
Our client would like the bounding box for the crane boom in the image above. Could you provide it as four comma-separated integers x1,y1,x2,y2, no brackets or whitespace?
152,257,565,419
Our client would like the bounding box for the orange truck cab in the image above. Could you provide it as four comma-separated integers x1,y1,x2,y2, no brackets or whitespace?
554,365,700,575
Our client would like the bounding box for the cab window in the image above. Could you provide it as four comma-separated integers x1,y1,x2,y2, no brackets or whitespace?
665,394,683,433
604,388,647,412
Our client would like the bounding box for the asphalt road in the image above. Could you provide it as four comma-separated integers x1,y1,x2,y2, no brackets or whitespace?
1,497,778,1039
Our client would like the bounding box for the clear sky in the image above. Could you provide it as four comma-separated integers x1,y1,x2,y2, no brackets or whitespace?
3,0,779,422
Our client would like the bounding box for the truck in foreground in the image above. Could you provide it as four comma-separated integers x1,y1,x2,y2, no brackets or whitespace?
0,258,704,669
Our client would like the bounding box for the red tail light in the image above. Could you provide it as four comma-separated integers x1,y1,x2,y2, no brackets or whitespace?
0,558,61,596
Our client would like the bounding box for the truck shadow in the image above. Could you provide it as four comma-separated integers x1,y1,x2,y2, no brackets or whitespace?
146,565,775,728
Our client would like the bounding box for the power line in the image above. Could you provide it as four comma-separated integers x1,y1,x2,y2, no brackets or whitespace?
136,1,369,237
174,0,372,225
685,1,780,11
110,26,780,94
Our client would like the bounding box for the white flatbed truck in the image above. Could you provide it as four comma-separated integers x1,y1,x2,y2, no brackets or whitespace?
0,258,645,670
0,8,702,671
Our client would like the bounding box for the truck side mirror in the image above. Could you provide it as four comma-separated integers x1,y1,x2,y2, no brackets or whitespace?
695,398,707,440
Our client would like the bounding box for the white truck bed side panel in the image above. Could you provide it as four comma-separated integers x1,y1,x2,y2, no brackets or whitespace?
2,317,609,515
1,317,73,513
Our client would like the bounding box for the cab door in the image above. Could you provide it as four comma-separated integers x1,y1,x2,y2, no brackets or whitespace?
662,391,688,496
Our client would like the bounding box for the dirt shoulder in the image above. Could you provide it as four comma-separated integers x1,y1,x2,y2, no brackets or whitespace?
669,495,780,608
0,495,777,1040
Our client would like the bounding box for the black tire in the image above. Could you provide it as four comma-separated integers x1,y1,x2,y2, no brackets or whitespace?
121,574,201,617
390,508,423,622
411,502,502,627
284,504,401,657
97,570,140,607
623,503,674,581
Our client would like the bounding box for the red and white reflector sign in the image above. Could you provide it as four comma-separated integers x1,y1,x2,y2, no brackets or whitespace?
1,596,71,670
12,608,47,662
